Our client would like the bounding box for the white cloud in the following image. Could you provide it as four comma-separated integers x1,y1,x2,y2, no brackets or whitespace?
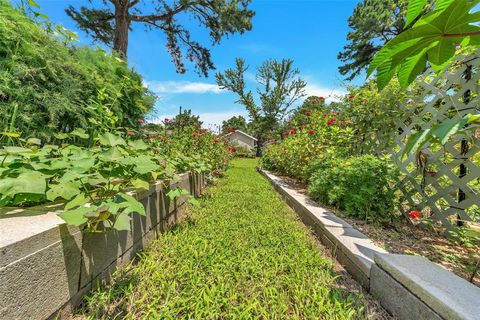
149,110,249,130
145,80,223,94
303,83,347,103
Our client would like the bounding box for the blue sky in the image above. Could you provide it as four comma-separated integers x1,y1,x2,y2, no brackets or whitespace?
37,0,362,129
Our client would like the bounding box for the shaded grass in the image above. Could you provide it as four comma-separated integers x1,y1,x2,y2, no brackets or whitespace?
78,159,381,319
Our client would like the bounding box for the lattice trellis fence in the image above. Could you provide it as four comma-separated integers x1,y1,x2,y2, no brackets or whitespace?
367,52,480,228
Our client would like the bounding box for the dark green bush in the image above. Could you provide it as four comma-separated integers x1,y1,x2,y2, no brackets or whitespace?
308,155,399,222
0,2,154,139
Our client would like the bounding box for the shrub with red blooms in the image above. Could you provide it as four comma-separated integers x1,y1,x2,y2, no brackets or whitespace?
326,118,336,126
213,139,220,143
228,128,236,133
309,129,315,135
408,210,422,219
305,111,311,116
228,146,237,152
138,119,145,125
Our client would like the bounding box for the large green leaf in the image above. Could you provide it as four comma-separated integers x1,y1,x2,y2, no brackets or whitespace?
116,192,145,216
58,206,91,227
0,171,46,198
133,161,160,174
128,139,149,150
131,178,150,190
403,129,431,157
369,0,480,89
64,193,89,210
46,181,81,201
113,212,131,231
1,146,32,154
397,45,431,87
405,0,427,27
70,128,89,139
430,117,468,145
98,132,126,147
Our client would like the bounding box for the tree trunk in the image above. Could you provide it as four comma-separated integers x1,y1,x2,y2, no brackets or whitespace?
113,3,130,58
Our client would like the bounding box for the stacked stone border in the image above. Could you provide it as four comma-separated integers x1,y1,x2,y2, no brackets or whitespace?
259,169,480,320
0,172,206,320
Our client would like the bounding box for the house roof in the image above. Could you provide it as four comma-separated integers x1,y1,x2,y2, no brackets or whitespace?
225,130,258,141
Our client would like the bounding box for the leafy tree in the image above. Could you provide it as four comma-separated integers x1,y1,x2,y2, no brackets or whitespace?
216,58,306,155
166,107,202,130
221,115,248,134
66,0,254,76
338,0,410,80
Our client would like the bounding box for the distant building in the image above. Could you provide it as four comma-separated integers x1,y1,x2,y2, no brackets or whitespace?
225,130,257,151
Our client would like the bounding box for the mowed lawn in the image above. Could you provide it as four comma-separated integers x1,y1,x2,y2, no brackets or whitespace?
79,159,384,319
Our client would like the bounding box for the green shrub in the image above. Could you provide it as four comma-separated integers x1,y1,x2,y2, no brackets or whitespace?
0,2,154,140
233,145,256,158
308,155,399,222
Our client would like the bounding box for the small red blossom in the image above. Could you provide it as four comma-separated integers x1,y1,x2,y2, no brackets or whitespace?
213,139,220,143
228,146,236,152
284,131,290,137
305,111,311,116
137,119,145,125
309,129,315,135
228,128,236,133
327,118,336,126
408,210,421,219
348,95,355,100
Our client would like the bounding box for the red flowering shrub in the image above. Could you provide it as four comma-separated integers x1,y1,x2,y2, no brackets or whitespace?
261,110,353,179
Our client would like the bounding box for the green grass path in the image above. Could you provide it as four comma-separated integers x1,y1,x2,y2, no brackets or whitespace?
81,159,380,319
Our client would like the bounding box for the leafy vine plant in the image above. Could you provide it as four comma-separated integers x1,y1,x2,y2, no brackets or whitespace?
0,128,229,233
368,0,480,153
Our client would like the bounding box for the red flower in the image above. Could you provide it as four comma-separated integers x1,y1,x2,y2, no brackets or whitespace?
348,95,355,100
290,127,297,134
326,118,336,126
408,210,421,219
284,131,290,136
305,111,311,116
228,128,236,133
318,96,325,101
137,119,145,125
213,139,220,143
228,146,236,152
309,129,315,135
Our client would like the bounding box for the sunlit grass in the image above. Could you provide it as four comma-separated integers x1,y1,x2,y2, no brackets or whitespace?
78,159,377,319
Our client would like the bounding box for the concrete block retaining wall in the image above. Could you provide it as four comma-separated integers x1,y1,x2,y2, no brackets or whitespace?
259,169,480,320
0,172,206,320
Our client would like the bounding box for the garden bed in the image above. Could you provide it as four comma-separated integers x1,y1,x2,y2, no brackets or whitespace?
273,174,480,288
